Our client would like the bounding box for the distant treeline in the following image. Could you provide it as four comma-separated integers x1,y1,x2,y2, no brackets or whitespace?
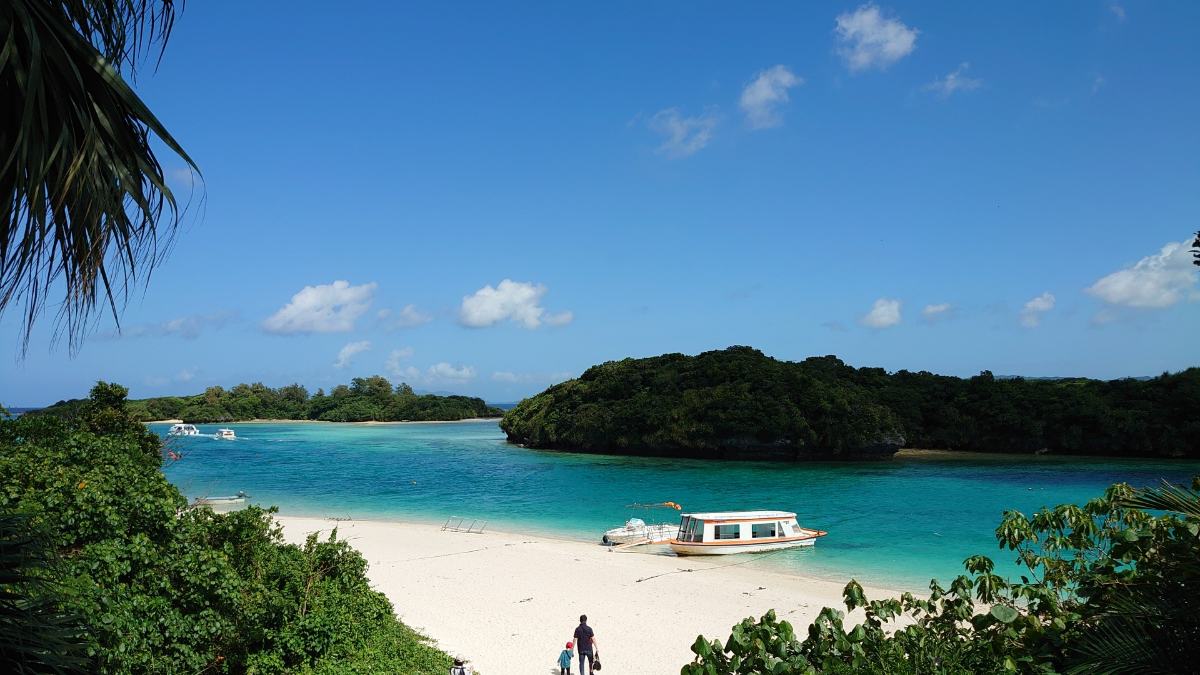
33,376,504,424
501,347,1200,460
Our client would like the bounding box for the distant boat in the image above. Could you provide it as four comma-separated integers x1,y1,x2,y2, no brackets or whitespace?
194,491,250,506
168,423,200,436
215,428,236,439
669,511,825,555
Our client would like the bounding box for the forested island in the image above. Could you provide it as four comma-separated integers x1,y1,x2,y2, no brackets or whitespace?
32,375,504,424
500,346,1200,460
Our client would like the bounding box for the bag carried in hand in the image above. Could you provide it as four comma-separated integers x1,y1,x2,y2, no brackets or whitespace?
592,655,602,671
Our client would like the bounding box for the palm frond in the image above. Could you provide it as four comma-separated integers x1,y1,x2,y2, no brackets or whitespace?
1121,479,1200,519
1,0,199,354
0,512,90,674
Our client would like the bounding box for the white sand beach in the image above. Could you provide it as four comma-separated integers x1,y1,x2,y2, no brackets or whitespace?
274,516,900,675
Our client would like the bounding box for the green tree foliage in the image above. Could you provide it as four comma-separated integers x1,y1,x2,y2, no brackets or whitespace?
32,375,505,425
501,347,905,460
0,384,452,674
501,347,1200,459
682,477,1200,675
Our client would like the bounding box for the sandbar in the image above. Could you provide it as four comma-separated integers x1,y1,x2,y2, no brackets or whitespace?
273,515,898,675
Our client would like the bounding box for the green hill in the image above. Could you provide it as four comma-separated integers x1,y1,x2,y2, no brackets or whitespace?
32,375,504,424
500,346,1200,460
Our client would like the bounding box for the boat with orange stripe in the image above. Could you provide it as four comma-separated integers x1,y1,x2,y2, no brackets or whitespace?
669,510,826,556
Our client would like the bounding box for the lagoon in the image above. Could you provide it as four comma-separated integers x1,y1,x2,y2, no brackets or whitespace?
159,420,1200,592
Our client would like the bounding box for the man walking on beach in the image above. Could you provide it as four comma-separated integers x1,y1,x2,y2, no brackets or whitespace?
573,615,598,675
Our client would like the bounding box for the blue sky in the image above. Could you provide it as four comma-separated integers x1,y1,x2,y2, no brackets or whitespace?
3,1,1199,406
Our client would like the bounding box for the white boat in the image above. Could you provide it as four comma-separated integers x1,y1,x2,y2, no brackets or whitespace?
194,491,250,506
669,511,826,556
602,518,679,545
215,428,236,439
602,502,683,546
168,423,200,436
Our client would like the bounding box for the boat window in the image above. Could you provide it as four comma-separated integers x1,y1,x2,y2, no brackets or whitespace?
692,521,704,543
751,522,777,538
679,516,691,540
713,524,740,540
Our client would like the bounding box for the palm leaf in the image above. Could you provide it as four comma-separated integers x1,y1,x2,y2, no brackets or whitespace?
1,0,198,354
1121,479,1200,519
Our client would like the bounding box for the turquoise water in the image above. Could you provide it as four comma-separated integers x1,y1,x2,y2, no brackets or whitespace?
159,421,1200,593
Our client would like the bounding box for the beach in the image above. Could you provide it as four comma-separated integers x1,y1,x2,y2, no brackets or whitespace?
273,515,899,675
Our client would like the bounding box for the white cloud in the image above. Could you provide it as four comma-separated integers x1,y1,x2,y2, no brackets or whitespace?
492,371,572,384
1111,3,1125,20
334,341,371,369
739,65,803,129
379,304,433,329
1093,75,1106,92
384,347,415,376
95,311,239,341
858,298,902,329
427,362,477,382
143,367,199,388
923,63,981,98
1020,292,1055,328
835,4,919,73
1084,239,1199,311
459,279,571,329
920,302,955,324
261,280,376,335
648,108,719,158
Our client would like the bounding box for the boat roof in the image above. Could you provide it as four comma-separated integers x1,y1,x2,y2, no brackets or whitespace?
682,510,796,521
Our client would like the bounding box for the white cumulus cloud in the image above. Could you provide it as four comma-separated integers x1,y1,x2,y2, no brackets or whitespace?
460,280,571,329
858,298,903,329
379,304,433,329
835,4,919,73
427,363,477,382
1084,239,1199,311
923,63,981,98
739,65,803,129
334,341,371,369
920,302,954,324
261,281,376,335
1020,292,1055,328
648,108,719,158
384,347,415,377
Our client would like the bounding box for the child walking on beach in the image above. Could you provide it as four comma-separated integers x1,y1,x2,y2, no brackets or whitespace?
558,642,574,675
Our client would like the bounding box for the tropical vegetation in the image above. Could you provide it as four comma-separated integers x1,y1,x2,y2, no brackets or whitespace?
31,375,504,423
682,474,1200,675
501,346,1200,460
0,383,452,674
1,0,197,354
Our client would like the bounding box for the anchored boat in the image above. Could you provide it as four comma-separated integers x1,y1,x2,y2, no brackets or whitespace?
194,491,251,507
602,502,683,546
669,510,825,555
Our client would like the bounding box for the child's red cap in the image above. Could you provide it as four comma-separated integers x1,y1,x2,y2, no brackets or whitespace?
566,642,573,648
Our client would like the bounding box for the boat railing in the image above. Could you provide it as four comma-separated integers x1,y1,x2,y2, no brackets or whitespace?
441,516,488,534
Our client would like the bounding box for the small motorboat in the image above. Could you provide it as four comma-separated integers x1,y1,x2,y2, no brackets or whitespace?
194,491,250,506
168,423,200,436
669,511,826,556
215,428,236,439
602,502,683,546
602,518,679,545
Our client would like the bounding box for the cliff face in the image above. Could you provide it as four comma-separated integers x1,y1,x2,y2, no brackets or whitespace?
500,347,906,462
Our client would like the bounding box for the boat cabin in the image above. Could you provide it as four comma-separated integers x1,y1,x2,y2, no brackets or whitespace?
670,510,825,555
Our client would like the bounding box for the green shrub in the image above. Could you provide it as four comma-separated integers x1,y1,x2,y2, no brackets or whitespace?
0,384,451,674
